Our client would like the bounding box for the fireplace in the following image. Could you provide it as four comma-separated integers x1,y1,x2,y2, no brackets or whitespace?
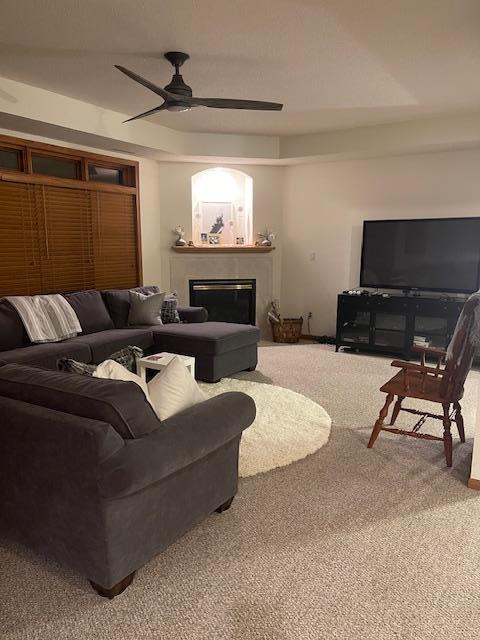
189,279,256,325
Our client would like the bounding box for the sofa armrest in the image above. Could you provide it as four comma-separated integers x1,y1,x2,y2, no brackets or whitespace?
177,306,208,323
0,395,124,531
0,395,124,466
100,391,255,498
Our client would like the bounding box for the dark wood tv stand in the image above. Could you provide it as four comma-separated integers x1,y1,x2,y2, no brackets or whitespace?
335,292,466,359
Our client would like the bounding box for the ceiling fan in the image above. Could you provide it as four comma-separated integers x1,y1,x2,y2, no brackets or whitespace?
115,51,283,123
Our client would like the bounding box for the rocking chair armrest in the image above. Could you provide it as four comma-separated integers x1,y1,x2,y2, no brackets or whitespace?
412,345,447,358
391,360,446,376
412,345,447,367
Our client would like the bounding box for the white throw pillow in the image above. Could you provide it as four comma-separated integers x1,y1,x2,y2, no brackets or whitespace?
93,359,153,406
147,356,206,421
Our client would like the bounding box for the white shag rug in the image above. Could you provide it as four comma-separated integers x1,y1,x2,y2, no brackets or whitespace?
199,378,331,477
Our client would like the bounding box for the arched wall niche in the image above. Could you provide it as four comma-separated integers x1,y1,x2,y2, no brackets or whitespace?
191,167,253,246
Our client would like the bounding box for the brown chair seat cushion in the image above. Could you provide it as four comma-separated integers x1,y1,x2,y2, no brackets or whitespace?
152,322,260,356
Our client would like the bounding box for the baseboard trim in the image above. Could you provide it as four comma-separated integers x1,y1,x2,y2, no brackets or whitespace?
468,477,480,490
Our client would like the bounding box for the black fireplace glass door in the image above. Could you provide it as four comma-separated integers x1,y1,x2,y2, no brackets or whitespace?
189,279,256,325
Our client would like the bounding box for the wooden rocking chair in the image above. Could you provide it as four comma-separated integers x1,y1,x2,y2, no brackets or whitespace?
367,292,480,467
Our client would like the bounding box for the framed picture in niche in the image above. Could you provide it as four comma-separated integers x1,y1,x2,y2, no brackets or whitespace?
198,201,234,245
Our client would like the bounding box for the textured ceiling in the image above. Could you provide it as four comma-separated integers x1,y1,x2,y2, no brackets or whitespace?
1,0,480,136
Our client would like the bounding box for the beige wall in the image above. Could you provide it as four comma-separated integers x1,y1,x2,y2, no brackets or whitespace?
282,148,480,336
155,162,284,303
137,158,163,286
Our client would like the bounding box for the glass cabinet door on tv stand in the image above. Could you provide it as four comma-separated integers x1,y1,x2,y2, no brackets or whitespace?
409,298,464,353
335,293,465,359
412,314,449,351
372,311,407,349
337,308,371,345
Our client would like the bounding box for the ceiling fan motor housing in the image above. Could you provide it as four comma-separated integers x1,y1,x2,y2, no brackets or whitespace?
164,74,192,97
164,74,192,111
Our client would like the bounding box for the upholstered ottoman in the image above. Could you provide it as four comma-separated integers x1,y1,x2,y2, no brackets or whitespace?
152,322,260,382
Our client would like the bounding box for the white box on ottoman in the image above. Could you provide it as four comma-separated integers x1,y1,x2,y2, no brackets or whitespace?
138,352,195,381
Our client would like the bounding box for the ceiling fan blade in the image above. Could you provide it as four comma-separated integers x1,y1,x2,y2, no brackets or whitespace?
123,104,167,123
187,97,283,111
115,65,172,100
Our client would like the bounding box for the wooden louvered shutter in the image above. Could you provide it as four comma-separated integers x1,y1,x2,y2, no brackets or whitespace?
0,136,142,296
0,181,42,296
33,185,95,293
92,191,139,289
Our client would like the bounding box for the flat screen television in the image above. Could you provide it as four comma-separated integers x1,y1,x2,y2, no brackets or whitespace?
360,217,480,293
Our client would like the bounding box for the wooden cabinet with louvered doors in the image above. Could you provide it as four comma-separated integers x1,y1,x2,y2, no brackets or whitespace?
33,184,95,294
91,191,140,290
0,181,42,296
0,133,142,297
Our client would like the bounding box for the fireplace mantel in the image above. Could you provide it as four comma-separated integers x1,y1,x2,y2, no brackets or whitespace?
171,245,275,254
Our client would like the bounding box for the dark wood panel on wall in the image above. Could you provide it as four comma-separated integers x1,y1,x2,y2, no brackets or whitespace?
91,191,140,290
37,185,95,293
0,133,142,296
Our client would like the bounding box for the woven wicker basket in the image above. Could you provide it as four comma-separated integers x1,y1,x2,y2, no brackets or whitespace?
270,317,303,343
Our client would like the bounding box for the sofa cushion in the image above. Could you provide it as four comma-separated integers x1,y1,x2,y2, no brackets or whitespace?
63,290,114,335
94,359,152,404
57,357,97,376
128,290,164,326
152,322,260,356
0,363,160,439
147,356,206,421
69,328,154,363
161,295,181,324
0,341,91,369
0,299,30,350
58,345,144,377
102,286,160,328
177,306,208,323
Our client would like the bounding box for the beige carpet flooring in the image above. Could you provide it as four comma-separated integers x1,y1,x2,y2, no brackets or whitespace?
2,344,480,640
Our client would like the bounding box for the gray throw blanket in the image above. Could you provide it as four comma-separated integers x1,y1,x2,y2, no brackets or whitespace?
7,294,81,343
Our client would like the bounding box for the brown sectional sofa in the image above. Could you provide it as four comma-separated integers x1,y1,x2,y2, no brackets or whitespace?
0,286,260,381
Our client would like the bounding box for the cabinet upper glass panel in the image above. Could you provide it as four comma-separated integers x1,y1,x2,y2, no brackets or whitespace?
89,165,123,184
32,154,79,179
0,148,21,170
